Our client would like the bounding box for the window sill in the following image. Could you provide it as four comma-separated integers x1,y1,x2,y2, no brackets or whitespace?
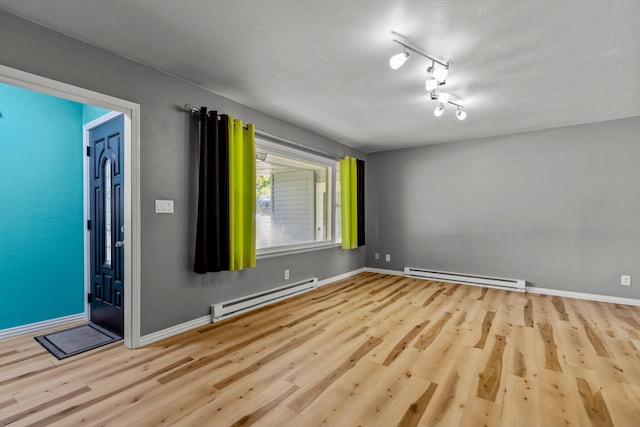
256,242,342,260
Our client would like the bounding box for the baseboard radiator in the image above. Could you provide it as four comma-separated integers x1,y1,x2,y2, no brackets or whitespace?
211,277,318,322
404,267,526,292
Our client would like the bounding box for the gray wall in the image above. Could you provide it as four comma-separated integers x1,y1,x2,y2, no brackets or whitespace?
0,11,365,335
367,117,640,298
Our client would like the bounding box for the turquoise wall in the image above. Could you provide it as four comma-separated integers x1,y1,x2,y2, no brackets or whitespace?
83,104,112,124
0,83,85,329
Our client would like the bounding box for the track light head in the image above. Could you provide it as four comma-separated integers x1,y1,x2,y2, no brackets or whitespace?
456,108,467,120
431,66,449,82
427,62,449,82
425,77,438,91
434,103,445,117
389,51,409,70
437,92,450,103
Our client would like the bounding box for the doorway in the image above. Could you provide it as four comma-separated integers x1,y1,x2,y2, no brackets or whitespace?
0,64,141,348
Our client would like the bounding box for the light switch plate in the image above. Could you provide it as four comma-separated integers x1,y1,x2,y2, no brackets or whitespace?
155,199,174,214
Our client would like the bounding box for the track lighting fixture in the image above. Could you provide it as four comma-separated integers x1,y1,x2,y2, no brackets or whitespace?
389,34,468,121
389,50,409,70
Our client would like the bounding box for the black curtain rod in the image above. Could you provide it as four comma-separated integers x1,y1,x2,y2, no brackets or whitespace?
184,103,220,118
185,103,342,161
185,104,250,128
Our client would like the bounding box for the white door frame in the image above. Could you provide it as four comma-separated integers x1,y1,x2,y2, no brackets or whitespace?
0,64,142,349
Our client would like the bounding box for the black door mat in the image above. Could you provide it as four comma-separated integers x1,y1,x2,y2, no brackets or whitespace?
35,323,122,360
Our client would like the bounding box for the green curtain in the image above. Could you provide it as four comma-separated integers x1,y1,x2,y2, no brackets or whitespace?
340,156,358,249
228,117,256,271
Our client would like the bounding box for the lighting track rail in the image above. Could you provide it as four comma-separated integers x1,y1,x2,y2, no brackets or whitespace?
391,39,449,69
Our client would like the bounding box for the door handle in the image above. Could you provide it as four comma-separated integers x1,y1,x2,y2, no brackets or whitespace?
115,240,125,248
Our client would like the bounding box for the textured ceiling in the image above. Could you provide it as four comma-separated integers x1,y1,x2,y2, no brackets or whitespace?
1,0,639,152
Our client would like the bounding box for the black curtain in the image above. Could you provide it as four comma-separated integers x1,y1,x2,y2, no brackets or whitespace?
194,108,230,273
356,159,366,247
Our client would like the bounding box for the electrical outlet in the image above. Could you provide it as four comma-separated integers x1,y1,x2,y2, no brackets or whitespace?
285,269,290,280
375,253,379,259
621,275,631,286
385,254,391,262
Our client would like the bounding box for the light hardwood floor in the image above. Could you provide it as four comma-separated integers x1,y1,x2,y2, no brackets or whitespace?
1,272,640,426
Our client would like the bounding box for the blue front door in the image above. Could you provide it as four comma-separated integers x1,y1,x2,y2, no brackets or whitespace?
89,114,124,336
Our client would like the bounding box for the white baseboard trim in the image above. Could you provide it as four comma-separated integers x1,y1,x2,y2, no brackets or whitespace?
0,313,86,340
316,267,366,287
364,267,404,276
527,286,640,307
138,315,211,347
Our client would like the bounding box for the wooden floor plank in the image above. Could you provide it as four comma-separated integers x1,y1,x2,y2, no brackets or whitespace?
396,381,438,427
537,369,582,426
476,334,507,402
1,273,639,426
414,311,453,350
551,296,570,322
214,325,326,390
523,298,534,328
599,380,640,426
287,335,383,412
288,359,425,426
382,319,431,366
169,379,296,427
537,321,563,373
499,374,540,427
576,377,615,427
422,369,459,426
473,310,496,349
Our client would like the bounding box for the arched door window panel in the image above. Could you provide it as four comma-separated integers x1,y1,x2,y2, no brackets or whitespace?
103,157,112,268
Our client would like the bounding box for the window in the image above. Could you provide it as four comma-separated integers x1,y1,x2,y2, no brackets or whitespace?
256,139,340,255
